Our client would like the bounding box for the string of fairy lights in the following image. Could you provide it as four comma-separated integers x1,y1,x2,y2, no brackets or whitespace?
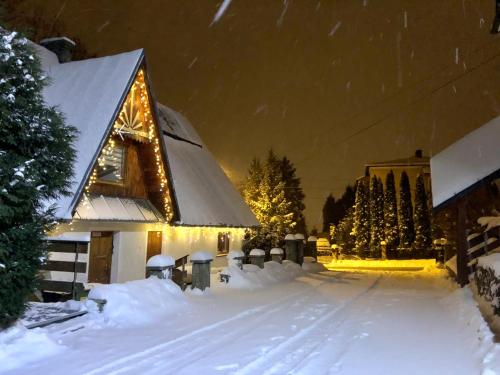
82,69,174,222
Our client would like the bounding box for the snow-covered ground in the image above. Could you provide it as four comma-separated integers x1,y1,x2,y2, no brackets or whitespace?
2,266,499,375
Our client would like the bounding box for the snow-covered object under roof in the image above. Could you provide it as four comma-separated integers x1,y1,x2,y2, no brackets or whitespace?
32,42,143,219
431,117,500,209
159,105,259,228
74,195,164,222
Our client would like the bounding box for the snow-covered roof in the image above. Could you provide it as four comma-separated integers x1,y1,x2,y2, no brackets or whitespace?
431,117,500,209
74,195,164,222
158,105,259,228
32,42,143,219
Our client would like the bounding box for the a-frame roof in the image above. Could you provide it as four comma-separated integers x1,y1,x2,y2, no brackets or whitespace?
32,42,144,220
158,104,259,228
431,116,500,210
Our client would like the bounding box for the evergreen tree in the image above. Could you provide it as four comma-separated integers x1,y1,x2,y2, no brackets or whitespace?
322,194,336,233
279,156,306,234
414,174,432,252
384,170,399,251
354,178,370,257
398,171,415,250
242,150,294,249
243,157,263,215
332,207,355,255
369,176,384,257
0,29,76,327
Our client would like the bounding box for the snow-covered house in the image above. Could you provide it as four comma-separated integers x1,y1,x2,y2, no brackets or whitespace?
431,117,500,285
33,38,258,286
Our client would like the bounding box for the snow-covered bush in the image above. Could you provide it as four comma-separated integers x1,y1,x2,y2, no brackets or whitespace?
474,254,500,316
0,28,76,327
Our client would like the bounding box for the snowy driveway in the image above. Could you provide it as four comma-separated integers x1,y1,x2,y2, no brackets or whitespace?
4,269,499,375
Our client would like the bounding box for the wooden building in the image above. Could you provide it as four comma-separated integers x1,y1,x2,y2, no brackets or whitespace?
431,117,500,286
33,38,259,287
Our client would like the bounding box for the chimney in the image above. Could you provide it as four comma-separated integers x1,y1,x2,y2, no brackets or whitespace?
415,149,423,158
40,37,75,63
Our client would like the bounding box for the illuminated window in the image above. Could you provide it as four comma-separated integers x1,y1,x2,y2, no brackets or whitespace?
218,232,230,253
96,144,125,184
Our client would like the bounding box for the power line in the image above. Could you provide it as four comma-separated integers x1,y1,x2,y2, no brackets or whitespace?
294,34,500,166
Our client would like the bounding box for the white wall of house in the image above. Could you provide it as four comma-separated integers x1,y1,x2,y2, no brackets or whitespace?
47,222,247,284
112,231,148,283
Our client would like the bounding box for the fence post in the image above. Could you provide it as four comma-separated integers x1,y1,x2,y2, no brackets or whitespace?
191,252,213,291
307,236,318,260
285,234,297,263
270,248,284,263
146,255,175,280
295,233,305,265
249,248,266,269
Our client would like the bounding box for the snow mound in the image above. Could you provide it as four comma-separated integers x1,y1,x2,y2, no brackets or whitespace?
307,236,318,242
0,324,64,372
249,248,265,256
285,234,296,240
294,233,305,240
302,258,327,273
88,277,186,326
191,251,213,262
222,260,303,289
146,254,174,267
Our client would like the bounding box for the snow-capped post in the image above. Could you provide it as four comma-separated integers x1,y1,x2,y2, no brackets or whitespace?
146,255,175,279
285,234,297,263
249,248,266,269
307,236,318,260
227,250,245,270
270,248,284,263
191,251,213,291
380,240,387,260
295,233,305,265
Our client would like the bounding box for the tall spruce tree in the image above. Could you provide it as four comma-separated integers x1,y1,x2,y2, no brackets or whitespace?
398,171,415,250
384,170,399,251
322,194,336,233
414,174,432,252
369,176,384,257
0,29,76,327
242,150,294,249
279,156,306,234
354,178,370,257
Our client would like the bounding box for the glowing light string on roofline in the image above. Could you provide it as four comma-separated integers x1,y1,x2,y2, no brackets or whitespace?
82,69,174,222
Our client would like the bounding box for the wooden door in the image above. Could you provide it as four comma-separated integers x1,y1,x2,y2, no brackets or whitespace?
88,232,113,284
147,231,162,260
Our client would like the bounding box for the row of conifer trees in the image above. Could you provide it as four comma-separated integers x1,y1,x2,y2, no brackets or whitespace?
352,171,432,258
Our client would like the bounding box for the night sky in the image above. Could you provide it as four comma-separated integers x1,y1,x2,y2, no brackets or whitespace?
25,0,500,229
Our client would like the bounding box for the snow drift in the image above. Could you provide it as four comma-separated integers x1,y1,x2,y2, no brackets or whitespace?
0,324,63,372
88,277,187,326
222,260,303,289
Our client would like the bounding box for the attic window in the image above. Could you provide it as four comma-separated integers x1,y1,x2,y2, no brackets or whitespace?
96,143,125,184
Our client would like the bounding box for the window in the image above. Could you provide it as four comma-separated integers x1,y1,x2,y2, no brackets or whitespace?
217,232,230,254
96,144,125,184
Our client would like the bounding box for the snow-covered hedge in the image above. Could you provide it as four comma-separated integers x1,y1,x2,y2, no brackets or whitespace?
88,277,186,326
474,254,500,317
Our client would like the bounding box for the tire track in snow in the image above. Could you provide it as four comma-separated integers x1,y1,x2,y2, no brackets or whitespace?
82,284,322,375
235,275,383,375
112,290,325,375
